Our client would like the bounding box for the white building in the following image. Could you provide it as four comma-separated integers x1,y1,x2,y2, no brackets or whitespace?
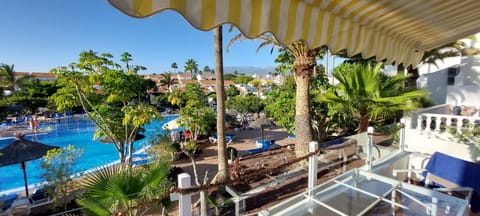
417,33,480,107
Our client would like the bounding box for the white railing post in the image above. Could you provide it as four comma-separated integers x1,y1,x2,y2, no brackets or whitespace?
435,117,442,132
417,116,423,131
446,117,452,128
400,118,406,152
366,127,374,172
457,117,463,132
176,173,192,216
308,141,318,198
226,186,243,216
403,113,412,129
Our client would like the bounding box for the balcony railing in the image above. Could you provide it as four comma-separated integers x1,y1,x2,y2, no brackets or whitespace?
407,104,480,133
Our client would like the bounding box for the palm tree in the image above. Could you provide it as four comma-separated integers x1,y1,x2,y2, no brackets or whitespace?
203,65,212,74
0,63,16,93
228,34,327,159
168,90,185,108
77,162,171,216
320,62,427,132
184,59,198,80
159,73,178,92
171,62,178,73
121,52,133,72
213,25,228,194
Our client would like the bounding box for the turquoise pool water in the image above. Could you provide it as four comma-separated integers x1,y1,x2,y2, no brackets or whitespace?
0,115,177,193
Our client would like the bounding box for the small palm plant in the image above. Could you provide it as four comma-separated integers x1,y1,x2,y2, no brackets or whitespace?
77,162,171,216
318,62,427,132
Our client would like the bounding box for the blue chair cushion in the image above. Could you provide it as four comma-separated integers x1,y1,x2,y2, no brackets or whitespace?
0,194,17,211
424,152,480,213
319,137,345,148
246,148,263,154
31,189,48,202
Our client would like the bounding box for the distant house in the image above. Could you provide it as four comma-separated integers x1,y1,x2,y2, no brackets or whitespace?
173,72,192,81
15,72,56,82
235,84,257,96
1,72,57,95
198,80,235,93
142,74,161,83
197,73,215,80
177,79,198,88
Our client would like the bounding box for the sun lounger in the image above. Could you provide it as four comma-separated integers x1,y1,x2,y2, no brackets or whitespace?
14,116,25,125
132,153,152,166
209,133,236,144
29,187,55,207
132,159,151,166
319,137,345,149
0,194,18,215
0,121,15,129
246,140,275,154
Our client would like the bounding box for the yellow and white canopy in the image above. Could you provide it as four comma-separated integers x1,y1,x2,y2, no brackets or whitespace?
108,0,480,67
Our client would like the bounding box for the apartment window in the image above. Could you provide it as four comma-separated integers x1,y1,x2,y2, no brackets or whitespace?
447,67,459,85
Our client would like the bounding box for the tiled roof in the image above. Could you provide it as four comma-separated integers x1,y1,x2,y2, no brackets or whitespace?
198,80,235,86
15,72,55,78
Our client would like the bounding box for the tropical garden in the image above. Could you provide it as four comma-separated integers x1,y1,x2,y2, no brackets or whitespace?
1,34,468,215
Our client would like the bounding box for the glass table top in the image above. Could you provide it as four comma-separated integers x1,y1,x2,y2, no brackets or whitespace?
261,169,469,216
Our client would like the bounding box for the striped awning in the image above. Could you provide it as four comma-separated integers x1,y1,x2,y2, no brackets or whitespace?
108,0,480,67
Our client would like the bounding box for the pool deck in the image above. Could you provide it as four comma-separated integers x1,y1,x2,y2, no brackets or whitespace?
0,126,38,138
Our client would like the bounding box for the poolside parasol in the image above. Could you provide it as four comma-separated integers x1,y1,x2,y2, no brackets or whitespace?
0,134,59,197
249,113,276,141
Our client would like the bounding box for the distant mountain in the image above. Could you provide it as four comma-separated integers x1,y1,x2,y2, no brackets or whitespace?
224,66,275,74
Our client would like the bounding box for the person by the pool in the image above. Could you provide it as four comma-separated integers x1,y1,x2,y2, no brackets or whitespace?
29,115,39,133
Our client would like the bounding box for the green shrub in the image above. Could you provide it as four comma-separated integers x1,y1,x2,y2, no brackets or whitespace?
171,142,181,152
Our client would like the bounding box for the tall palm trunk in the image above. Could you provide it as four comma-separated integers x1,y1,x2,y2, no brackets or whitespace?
293,56,315,159
358,112,370,132
406,66,419,88
214,26,229,188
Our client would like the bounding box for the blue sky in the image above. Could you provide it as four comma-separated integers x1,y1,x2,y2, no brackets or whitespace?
0,0,339,75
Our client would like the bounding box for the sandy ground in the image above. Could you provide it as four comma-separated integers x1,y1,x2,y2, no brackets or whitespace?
170,126,293,182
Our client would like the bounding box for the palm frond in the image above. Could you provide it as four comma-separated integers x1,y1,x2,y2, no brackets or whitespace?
226,33,247,52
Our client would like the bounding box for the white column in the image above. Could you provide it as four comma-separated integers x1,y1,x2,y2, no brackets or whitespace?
178,173,192,216
308,141,318,198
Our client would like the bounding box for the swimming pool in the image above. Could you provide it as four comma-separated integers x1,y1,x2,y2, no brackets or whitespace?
0,115,177,194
